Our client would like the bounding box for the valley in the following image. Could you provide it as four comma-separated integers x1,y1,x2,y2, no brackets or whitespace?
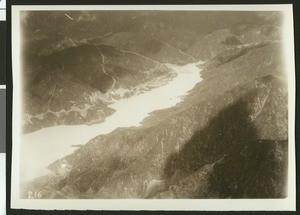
19,10,288,199
20,62,202,183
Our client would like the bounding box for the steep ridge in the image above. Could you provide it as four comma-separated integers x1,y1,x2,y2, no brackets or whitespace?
22,39,288,199
188,14,282,61
23,43,174,133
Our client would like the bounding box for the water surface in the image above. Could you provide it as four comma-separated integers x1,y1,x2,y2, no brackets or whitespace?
21,62,202,182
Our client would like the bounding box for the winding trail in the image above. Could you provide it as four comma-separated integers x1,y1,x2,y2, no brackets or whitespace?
120,49,161,65
160,41,196,61
95,46,117,89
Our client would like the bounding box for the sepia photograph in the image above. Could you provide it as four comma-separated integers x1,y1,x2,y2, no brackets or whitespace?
10,5,295,211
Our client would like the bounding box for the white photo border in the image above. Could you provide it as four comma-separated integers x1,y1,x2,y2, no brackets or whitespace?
11,4,296,211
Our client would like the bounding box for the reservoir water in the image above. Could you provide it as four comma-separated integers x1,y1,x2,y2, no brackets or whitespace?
20,62,202,182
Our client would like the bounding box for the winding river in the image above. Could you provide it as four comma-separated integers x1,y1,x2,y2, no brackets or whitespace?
20,62,203,183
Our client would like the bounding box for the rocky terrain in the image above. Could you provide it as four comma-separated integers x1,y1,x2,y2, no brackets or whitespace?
22,11,282,133
21,11,288,199
23,42,174,133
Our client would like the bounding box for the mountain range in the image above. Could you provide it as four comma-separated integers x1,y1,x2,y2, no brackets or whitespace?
21,11,288,199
